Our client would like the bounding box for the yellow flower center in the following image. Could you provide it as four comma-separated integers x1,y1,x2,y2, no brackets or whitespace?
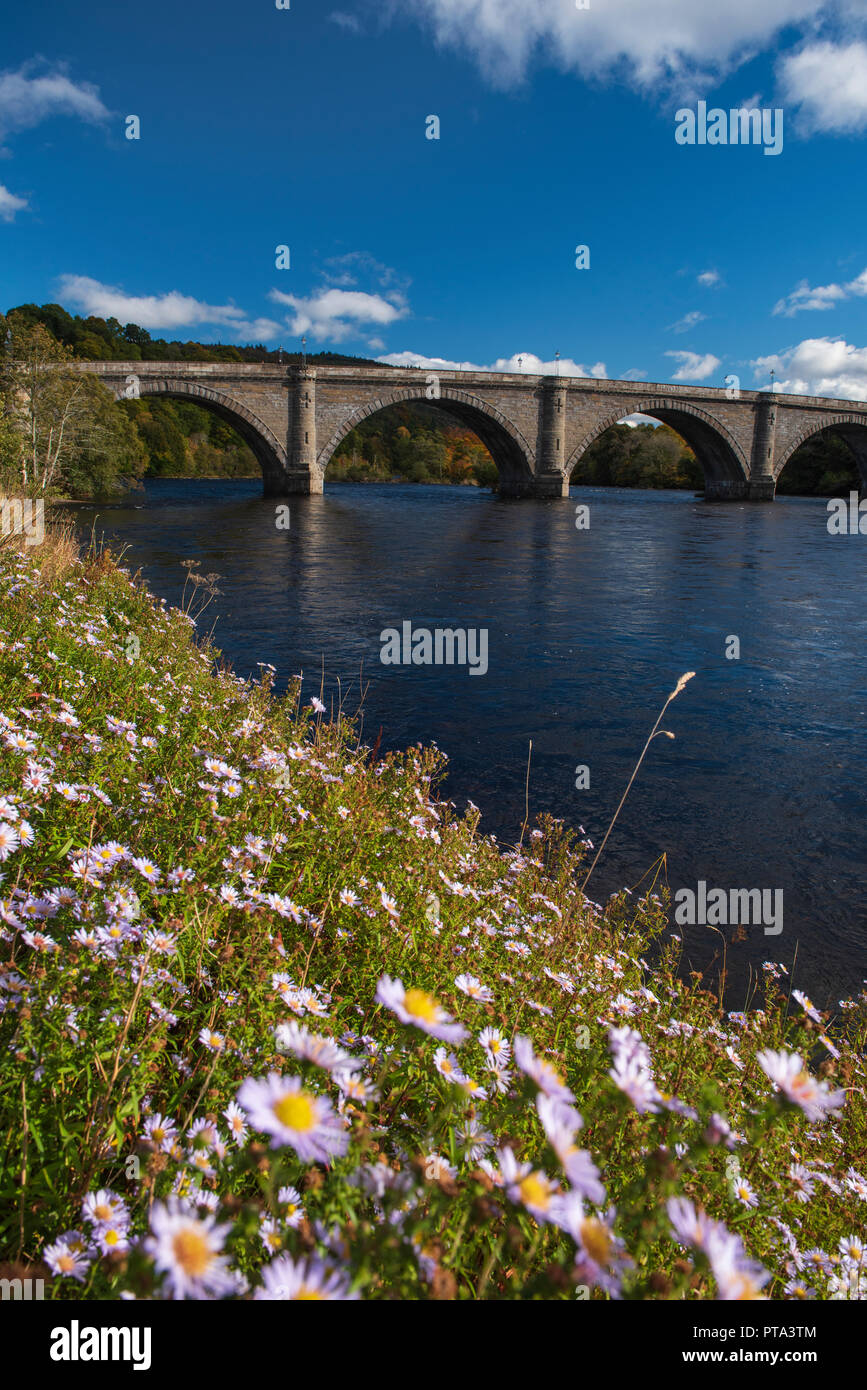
403,988,439,1023
294,1286,324,1300
105,1229,120,1246
172,1227,212,1276
273,1091,316,1132
58,1254,75,1272
519,1173,551,1210
93,1203,112,1222
579,1218,612,1266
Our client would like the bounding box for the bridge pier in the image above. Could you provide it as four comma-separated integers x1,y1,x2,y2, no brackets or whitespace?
748,477,776,501
747,394,778,501
283,365,320,492
531,472,570,498
703,479,750,500
264,471,322,497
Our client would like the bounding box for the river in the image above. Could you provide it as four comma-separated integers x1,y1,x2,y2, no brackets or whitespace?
71,478,867,1008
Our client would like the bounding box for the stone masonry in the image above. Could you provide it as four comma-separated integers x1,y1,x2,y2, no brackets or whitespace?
84,361,867,500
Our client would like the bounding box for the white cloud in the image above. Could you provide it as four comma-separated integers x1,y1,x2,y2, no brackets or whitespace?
329,11,362,33
773,265,867,315
269,287,408,343
620,413,662,427
668,310,708,333
397,0,821,91
780,40,867,134
697,269,722,287
376,349,607,377
0,184,28,221
57,275,282,340
751,336,867,400
0,63,109,144
665,350,722,381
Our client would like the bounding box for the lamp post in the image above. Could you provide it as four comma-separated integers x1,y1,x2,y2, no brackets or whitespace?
517,356,523,373
770,368,776,392
301,336,307,367
555,350,560,378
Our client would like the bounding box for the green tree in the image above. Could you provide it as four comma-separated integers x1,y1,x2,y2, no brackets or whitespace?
0,312,145,498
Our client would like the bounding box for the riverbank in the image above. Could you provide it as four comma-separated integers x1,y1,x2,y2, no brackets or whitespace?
0,526,864,1300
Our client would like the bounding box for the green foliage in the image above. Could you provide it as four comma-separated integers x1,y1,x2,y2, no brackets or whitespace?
572,423,703,490
775,430,859,496
0,312,146,499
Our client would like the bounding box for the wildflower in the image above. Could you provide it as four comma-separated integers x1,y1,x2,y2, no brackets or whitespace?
236,1073,348,1161
375,975,468,1044
459,1118,494,1162
536,1095,605,1203
555,1192,631,1298
82,1189,128,1229
145,1198,235,1299
514,1035,574,1102
274,1021,359,1075
43,1237,91,1282
846,1168,867,1201
0,823,20,861
95,1222,131,1256
378,886,400,918
433,1047,465,1083
131,856,161,884
254,1253,358,1300
198,1027,226,1052
455,973,493,1002
336,1072,378,1103
607,1025,661,1114
144,929,177,956
223,1101,248,1146
733,1178,759,1209
792,990,823,1024
704,1113,736,1150
757,1048,845,1123
478,1027,511,1065
277,1186,305,1227
144,1113,178,1153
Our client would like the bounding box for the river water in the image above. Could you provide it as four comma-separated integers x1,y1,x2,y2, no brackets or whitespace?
71,478,867,1007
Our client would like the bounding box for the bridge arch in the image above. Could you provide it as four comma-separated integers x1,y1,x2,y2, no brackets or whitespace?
316,386,536,493
564,399,750,495
773,413,867,486
114,377,290,491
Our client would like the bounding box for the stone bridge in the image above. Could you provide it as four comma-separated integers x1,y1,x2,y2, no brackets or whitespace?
84,361,867,500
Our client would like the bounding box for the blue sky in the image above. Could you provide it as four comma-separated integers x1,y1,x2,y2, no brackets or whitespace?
2,0,867,397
